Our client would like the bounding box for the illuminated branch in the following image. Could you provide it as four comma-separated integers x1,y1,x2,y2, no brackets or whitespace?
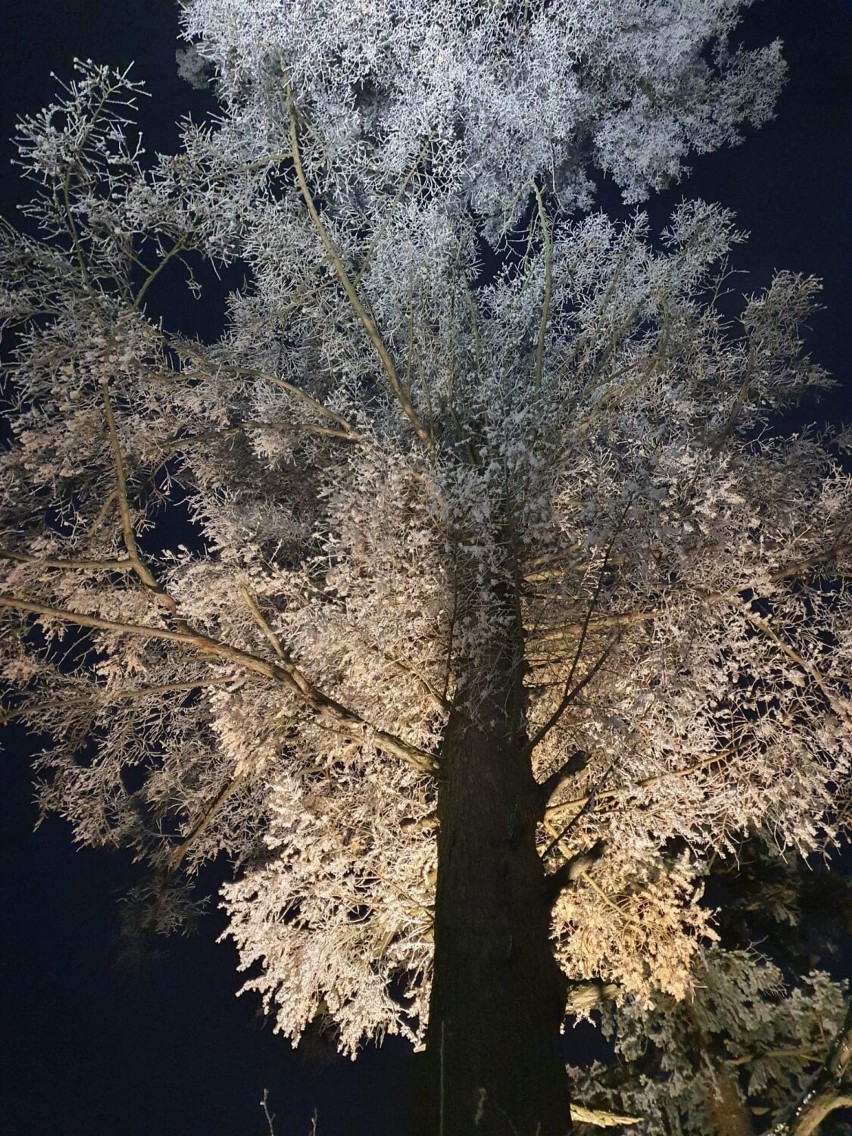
171,338,363,441
741,604,851,724
0,548,134,573
100,376,185,627
535,750,590,816
532,537,852,650
527,515,625,750
565,980,620,1015
544,838,605,906
569,1103,641,1128
168,771,246,874
0,594,438,775
544,742,737,824
774,1000,852,1136
530,604,668,648
240,587,290,664
770,538,852,583
132,235,188,312
364,639,451,715
352,136,432,288
287,91,433,450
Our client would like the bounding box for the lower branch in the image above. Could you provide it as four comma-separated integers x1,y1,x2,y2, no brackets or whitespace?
0,593,437,775
544,839,606,907
535,750,590,816
570,1103,641,1128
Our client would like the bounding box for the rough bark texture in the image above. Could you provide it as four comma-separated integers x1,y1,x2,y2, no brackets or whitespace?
418,625,572,1136
684,1004,755,1136
706,1068,755,1136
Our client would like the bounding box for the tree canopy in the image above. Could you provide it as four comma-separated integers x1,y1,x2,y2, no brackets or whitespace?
1,3,850,1132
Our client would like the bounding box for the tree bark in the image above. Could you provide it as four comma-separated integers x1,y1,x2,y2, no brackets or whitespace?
418,628,572,1135
683,1003,755,1136
705,1067,755,1136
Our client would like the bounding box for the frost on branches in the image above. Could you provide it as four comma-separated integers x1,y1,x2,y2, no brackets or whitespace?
0,3,850,1133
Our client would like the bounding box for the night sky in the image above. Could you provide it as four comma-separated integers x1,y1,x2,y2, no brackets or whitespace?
0,2,849,1134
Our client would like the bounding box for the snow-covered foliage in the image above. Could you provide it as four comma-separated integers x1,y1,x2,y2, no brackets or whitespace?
182,0,784,231
0,3,849,1107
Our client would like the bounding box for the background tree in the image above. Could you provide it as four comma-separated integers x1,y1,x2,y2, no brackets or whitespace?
569,841,852,1134
1,3,850,1133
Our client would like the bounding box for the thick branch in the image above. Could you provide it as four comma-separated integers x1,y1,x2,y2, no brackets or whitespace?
535,750,590,816
168,771,246,874
544,839,605,907
565,979,620,1015
0,593,437,775
570,1103,642,1128
0,548,133,573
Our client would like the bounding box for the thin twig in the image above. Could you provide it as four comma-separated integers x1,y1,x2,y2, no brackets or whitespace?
527,510,627,751
100,376,185,627
172,339,362,441
260,1088,276,1136
544,742,737,823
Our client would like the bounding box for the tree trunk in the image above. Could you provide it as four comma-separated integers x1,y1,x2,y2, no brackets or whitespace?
418,628,572,1135
705,1067,755,1136
683,1004,755,1136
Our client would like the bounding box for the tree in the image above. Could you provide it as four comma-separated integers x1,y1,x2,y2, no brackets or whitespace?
0,3,849,1133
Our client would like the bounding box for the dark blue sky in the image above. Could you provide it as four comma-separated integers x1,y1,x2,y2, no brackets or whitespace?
0,3,849,1134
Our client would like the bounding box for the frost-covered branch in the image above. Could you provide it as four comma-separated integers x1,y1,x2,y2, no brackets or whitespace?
0,593,437,774
287,92,432,450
